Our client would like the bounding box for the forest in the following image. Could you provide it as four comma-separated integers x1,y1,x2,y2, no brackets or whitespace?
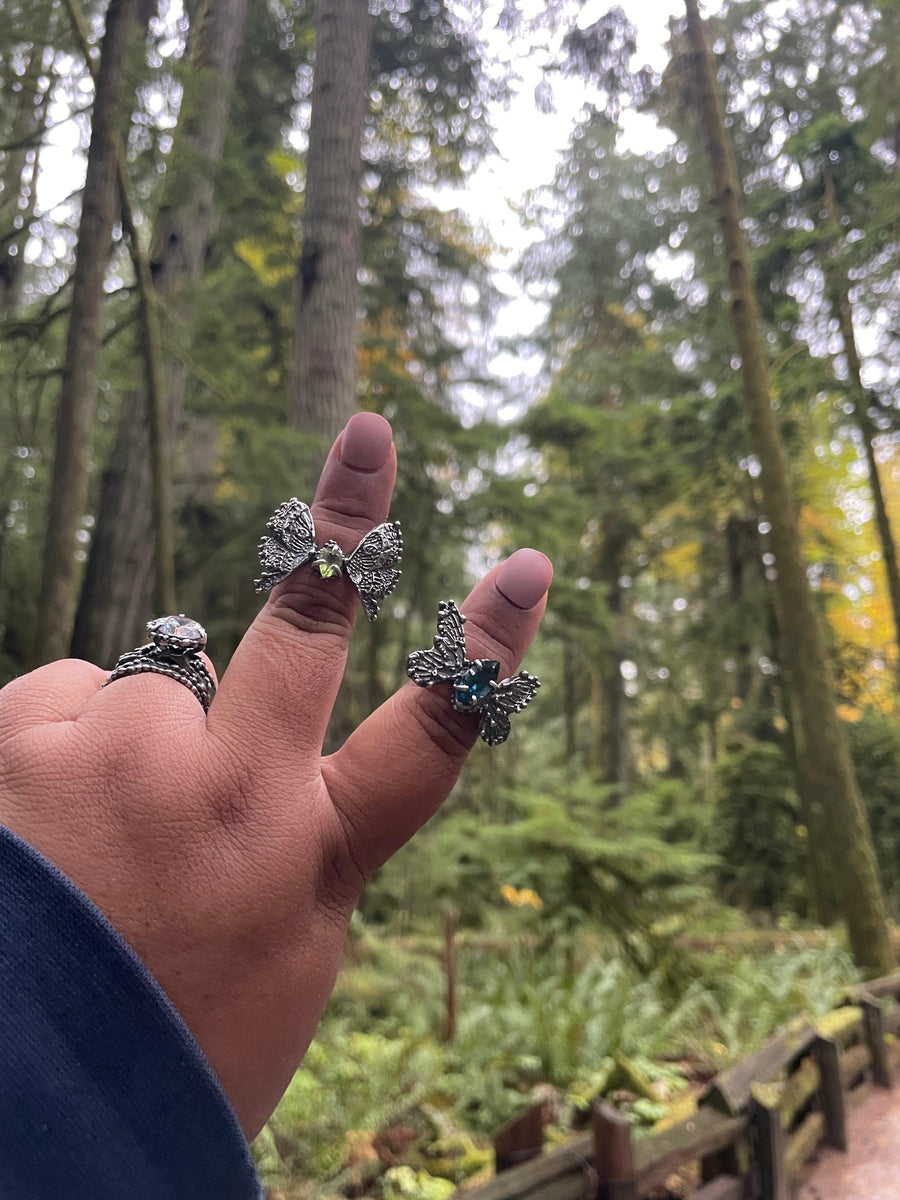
2,0,900,1196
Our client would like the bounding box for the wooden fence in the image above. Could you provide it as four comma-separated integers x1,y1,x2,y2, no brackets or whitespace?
460,969,900,1200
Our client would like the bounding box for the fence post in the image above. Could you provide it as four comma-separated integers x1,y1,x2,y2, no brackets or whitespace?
493,1103,544,1174
592,1100,636,1200
812,1036,846,1152
859,995,891,1089
750,1087,788,1200
444,907,457,1044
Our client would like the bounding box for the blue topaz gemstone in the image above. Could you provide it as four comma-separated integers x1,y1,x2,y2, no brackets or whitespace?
452,660,500,710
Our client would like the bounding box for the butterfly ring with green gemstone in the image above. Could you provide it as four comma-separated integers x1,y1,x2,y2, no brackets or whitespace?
253,497,402,621
103,615,216,713
406,600,540,746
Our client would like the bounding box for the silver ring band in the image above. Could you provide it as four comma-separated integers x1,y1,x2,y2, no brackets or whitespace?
103,615,216,713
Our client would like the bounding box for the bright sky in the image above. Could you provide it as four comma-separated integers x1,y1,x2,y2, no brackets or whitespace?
33,0,686,406
448,0,684,409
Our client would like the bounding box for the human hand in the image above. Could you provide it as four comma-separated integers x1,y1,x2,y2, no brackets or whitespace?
0,413,552,1138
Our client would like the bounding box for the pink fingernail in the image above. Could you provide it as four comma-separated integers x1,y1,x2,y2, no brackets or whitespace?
496,549,553,610
340,412,393,471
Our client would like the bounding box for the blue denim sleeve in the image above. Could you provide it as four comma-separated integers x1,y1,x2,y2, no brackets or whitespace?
0,825,263,1200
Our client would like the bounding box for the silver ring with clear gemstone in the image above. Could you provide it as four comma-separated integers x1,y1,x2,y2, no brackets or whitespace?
103,615,216,713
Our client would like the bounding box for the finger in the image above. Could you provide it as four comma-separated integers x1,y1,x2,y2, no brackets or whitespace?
83,649,218,726
0,659,107,735
324,549,552,876
209,412,397,762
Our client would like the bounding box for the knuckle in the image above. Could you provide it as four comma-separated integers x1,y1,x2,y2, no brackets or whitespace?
265,584,355,640
460,615,520,674
313,497,382,544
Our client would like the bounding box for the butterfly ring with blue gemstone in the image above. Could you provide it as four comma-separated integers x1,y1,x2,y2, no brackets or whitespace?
407,600,540,745
254,497,402,621
103,615,216,713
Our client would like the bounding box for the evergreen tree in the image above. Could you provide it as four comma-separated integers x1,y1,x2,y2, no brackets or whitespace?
682,0,893,971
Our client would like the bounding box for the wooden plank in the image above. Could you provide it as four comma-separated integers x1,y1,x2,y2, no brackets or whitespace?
815,1006,863,1048
882,1005,900,1038
860,996,891,1089
495,1103,545,1174
784,1111,825,1178
813,1037,846,1152
779,1056,820,1131
700,1022,816,1116
750,1093,788,1200
857,969,900,1001
592,1101,636,1200
460,1136,592,1200
634,1107,746,1195
838,1042,871,1091
691,1178,744,1200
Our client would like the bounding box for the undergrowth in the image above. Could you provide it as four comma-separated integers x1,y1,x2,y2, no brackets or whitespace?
254,920,857,1198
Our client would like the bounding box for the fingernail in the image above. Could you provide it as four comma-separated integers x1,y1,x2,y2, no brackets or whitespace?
340,412,393,471
496,548,553,610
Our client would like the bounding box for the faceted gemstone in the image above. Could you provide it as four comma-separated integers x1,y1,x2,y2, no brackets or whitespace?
314,544,345,579
149,614,206,650
452,660,500,710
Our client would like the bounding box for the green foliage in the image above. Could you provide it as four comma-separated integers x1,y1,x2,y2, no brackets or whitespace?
849,710,900,914
712,742,808,915
255,925,858,1189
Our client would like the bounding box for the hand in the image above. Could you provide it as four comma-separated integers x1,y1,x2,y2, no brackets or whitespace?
0,413,552,1138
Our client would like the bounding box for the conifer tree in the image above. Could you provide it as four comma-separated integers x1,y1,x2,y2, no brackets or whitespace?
71,0,250,664
32,0,151,666
683,0,893,971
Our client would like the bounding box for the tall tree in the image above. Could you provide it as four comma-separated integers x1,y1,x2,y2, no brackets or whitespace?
716,1,900,684
31,0,150,666
682,0,893,971
0,16,54,317
289,0,373,440
71,0,250,665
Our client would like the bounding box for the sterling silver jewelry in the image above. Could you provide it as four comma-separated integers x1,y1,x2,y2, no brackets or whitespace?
254,497,402,621
103,615,216,713
407,600,540,745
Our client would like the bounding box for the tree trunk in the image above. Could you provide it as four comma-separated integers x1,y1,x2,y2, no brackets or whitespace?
71,0,249,664
684,0,893,973
289,0,373,440
32,0,143,666
0,33,53,317
821,164,900,687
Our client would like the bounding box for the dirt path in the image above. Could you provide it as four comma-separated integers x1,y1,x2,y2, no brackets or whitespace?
796,1085,900,1200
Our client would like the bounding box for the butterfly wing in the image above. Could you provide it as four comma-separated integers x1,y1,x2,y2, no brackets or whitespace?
254,497,317,592
407,600,469,687
478,671,541,746
345,521,403,620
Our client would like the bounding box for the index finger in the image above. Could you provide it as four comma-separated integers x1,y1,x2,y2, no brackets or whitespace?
209,412,398,764
323,549,552,876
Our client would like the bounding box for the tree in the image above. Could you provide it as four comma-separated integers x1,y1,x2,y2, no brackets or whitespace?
289,0,373,442
31,0,151,666
0,7,55,317
70,0,250,665
682,0,893,972
716,1,900,684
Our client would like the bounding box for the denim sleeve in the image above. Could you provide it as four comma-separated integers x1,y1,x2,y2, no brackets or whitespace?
0,825,263,1200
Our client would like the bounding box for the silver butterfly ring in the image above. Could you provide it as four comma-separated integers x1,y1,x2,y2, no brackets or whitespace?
254,497,402,621
406,600,540,745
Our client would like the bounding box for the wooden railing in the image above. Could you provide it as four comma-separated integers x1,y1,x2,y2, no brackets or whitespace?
460,969,900,1200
